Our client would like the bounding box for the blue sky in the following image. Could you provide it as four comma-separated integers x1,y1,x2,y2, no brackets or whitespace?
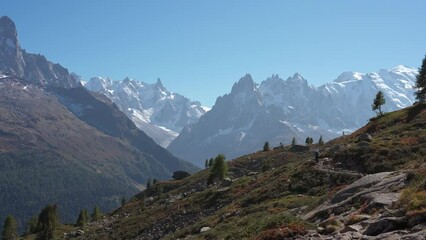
1,0,425,107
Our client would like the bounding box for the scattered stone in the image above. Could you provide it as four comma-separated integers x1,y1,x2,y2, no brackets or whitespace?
200,226,211,233
76,229,85,236
221,177,232,187
341,224,363,233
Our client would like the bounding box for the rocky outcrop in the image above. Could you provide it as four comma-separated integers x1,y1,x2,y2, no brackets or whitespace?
304,171,426,239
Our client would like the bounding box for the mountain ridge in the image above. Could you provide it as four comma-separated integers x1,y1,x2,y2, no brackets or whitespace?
85,76,209,147
168,65,417,167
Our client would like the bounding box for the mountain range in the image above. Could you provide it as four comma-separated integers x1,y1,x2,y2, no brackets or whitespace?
168,66,417,166
85,77,208,147
0,16,196,229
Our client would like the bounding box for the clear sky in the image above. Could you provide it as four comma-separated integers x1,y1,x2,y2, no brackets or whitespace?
1,0,425,107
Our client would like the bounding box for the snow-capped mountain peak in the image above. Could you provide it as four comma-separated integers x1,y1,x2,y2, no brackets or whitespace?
85,77,208,147
334,71,364,83
168,66,418,167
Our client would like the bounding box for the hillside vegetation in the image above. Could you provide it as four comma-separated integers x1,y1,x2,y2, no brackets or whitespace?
47,103,425,239
0,77,196,231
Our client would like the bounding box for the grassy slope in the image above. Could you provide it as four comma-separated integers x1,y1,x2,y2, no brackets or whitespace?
31,103,426,239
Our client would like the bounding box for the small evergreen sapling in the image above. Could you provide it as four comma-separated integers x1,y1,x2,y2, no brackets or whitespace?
318,135,324,145
291,137,296,146
263,141,270,152
121,196,127,207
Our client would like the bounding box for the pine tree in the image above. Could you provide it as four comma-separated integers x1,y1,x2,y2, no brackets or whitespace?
208,158,214,167
26,216,38,234
372,91,385,116
205,159,208,168
415,54,426,102
2,215,17,240
36,204,59,240
91,206,102,222
318,135,324,145
76,210,87,227
207,154,228,184
83,209,89,223
263,141,270,151
305,137,313,145
291,137,296,146
146,179,151,189
153,179,158,185
121,196,127,207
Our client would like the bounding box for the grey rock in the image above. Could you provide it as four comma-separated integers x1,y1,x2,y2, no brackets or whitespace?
221,177,233,187
363,217,406,236
358,133,373,142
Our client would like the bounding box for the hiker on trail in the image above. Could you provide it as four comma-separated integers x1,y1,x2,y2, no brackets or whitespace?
314,149,319,163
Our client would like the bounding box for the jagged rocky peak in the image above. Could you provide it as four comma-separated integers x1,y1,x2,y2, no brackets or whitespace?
0,16,80,88
286,72,308,85
0,16,25,77
84,76,208,147
231,74,256,93
155,78,165,90
0,16,19,49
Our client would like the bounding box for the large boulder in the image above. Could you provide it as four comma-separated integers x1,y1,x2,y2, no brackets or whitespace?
358,133,373,142
172,171,190,180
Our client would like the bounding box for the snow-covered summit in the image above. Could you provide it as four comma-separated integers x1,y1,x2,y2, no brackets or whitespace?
85,77,208,147
168,66,418,167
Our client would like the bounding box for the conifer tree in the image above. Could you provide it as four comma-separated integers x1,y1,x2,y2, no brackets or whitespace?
121,196,127,207
36,204,59,240
318,135,324,145
2,215,17,240
205,159,208,168
83,209,89,223
26,216,38,234
91,206,102,222
76,210,87,227
263,141,270,151
208,158,214,167
415,54,426,102
372,91,385,116
146,179,151,189
153,179,158,185
207,154,228,184
291,137,296,146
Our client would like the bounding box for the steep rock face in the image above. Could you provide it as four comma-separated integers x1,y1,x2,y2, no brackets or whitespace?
168,67,417,167
85,77,208,147
0,16,80,88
